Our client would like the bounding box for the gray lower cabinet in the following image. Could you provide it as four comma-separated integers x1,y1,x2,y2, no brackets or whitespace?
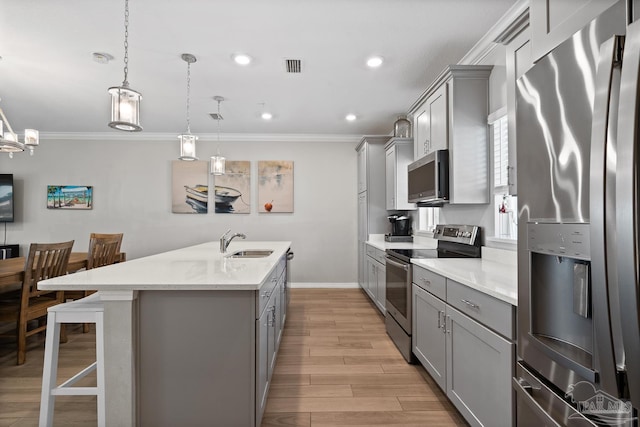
412,269,515,427
256,296,272,423
257,261,286,426
446,306,514,427
412,284,446,390
365,245,386,314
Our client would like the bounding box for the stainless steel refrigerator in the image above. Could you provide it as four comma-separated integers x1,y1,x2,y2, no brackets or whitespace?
515,1,640,425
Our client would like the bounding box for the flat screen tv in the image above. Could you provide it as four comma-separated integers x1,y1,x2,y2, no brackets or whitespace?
0,174,14,222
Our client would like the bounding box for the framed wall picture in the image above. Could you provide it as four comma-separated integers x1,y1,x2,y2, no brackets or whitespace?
171,160,209,214
258,160,294,213
214,160,251,213
47,186,93,209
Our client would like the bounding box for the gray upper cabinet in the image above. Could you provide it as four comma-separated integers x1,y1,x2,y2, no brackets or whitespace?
356,136,391,289
409,65,492,204
413,84,448,159
357,144,367,193
530,0,617,63
385,138,415,211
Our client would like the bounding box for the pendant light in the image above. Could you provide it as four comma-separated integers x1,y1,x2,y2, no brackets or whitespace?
210,96,226,175
178,53,198,161
0,99,39,158
108,0,142,132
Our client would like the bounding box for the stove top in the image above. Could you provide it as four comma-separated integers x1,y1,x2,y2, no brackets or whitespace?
385,225,482,262
386,247,480,262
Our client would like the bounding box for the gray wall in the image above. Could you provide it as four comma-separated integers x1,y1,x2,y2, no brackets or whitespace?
0,136,358,285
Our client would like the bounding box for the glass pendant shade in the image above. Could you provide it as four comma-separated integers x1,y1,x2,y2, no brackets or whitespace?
24,129,39,155
210,155,226,175
179,134,198,161
108,85,142,131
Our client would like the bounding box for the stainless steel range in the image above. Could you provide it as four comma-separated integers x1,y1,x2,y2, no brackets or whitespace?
385,224,480,363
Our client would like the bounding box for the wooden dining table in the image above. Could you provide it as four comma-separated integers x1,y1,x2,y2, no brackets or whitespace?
0,252,126,291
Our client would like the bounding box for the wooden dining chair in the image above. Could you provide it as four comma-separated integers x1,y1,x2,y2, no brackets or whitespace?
0,240,74,365
76,233,123,333
87,233,123,269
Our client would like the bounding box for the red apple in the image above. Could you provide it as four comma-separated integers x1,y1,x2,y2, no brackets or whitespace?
264,201,273,212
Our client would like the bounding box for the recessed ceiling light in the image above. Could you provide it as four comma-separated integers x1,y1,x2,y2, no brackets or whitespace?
346,114,357,121
366,56,383,68
261,112,273,120
232,53,252,65
92,52,113,64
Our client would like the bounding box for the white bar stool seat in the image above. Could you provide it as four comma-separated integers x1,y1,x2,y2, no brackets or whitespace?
39,292,105,427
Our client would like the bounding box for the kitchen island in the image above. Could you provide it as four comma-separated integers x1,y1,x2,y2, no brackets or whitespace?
39,240,292,427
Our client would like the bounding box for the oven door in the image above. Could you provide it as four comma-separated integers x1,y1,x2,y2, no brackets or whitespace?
385,255,411,333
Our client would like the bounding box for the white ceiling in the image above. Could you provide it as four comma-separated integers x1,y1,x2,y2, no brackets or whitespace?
0,0,516,137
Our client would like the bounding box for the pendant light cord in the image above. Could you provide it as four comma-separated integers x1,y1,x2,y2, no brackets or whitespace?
122,0,130,86
186,61,192,133
216,100,221,154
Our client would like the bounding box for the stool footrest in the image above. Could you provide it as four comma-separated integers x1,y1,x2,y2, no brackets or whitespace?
52,387,99,396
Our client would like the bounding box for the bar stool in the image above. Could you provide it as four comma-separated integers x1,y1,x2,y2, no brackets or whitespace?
39,293,105,427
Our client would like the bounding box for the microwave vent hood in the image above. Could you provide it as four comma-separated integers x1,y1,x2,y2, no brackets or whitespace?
416,199,448,208
408,149,449,207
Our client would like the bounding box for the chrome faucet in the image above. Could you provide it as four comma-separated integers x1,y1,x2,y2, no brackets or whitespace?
219,229,246,253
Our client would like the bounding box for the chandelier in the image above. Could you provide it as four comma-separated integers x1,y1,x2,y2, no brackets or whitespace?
0,101,39,158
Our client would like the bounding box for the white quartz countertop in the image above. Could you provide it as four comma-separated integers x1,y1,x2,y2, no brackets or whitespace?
366,235,436,251
38,241,292,291
412,257,517,306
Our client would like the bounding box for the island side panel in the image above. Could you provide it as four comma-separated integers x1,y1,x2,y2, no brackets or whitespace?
138,290,256,427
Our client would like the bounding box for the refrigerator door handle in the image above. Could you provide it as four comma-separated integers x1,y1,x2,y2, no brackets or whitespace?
589,34,624,398
617,19,640,410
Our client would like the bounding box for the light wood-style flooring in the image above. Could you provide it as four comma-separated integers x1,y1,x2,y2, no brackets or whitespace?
0,288,466,427
261,288,466,427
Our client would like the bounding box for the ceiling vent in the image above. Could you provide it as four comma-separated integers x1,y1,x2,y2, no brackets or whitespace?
209,113,224,120
285,59,302,73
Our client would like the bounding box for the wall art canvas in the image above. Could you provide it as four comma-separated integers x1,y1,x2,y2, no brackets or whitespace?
172,160,209,214
214,160,251,214
258,160,294,213
47,186,93,209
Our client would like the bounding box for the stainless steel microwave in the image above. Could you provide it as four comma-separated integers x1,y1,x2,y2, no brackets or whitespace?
407,149,449,206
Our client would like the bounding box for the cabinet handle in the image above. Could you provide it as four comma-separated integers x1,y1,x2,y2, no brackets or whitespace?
424,141,429,154
461,299,480,310
262,290,272,299
271,277,278,283
446,315,451,334
268,306,276,326
421,278,431,286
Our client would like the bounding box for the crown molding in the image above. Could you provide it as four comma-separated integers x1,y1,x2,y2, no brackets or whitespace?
458,0,530,65
40,132,363,144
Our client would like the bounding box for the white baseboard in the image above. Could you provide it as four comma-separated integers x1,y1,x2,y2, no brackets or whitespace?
289,282,360,289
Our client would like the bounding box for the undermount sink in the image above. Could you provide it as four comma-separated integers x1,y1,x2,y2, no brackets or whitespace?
228,249,273,258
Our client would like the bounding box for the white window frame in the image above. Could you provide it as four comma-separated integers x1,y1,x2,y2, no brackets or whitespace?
489,108,517,241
